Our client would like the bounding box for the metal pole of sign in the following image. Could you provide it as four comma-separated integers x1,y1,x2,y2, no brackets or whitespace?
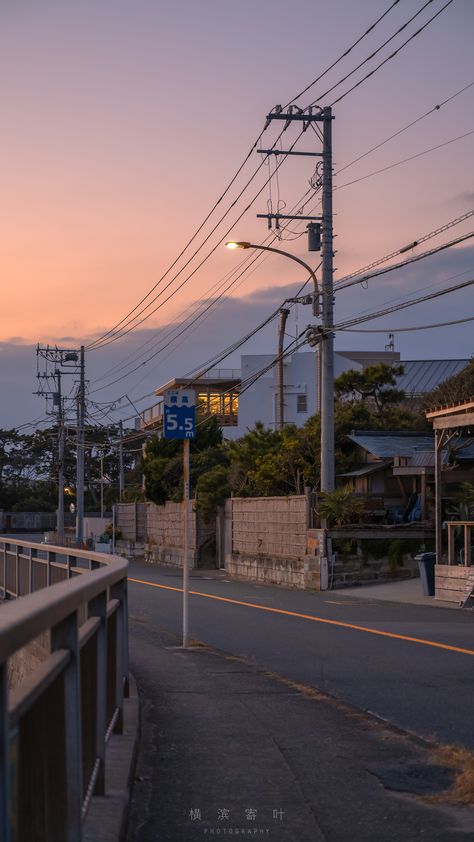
112,504,116,555
182,438,190,648
163,387,195,649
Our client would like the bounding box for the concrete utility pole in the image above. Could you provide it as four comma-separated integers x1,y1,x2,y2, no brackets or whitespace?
76,346,86,547
55,369,65,545
118,420,124,501
277,308,290,430
36,345,82,540
320,106,335,492
228,104,335,488
100,454,104,520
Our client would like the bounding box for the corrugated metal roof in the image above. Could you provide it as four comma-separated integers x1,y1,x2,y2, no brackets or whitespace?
395,359,468,396
339,463,390,477
452,440,474,460
348,432,434,458
350,436,474,464
411,450,436,467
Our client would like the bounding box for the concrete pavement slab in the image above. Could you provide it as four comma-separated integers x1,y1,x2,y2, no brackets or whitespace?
126,620,474,842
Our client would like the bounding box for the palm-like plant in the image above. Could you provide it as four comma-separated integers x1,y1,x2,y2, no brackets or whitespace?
317,485,364,527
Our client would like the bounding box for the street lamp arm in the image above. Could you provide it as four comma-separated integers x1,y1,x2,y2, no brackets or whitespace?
225,241,319,317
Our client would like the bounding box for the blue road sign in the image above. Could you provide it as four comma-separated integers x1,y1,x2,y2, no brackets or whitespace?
163,389,196,439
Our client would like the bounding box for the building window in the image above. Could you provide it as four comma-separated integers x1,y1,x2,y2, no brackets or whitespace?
297,394,307,413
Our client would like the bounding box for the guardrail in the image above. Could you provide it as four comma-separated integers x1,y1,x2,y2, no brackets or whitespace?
0,538,129,842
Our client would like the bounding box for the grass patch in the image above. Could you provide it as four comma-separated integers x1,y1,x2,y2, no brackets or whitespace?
427,745,474,805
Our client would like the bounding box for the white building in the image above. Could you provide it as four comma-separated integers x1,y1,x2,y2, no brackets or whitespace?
139,350,469,441
233,348,402,439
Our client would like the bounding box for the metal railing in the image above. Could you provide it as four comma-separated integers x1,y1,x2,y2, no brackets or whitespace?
0,538,129,842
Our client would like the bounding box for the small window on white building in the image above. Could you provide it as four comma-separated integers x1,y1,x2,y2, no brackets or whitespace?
297,394,307,413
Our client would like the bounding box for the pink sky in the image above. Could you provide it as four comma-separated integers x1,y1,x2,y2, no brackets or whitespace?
0,1,473,426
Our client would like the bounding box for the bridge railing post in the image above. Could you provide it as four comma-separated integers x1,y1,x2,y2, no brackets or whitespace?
110,578,128,733
1,543,5,597
28,546,33,594
51,610,83,842
0,664,9,842
87,590,107,797
15,546,20,598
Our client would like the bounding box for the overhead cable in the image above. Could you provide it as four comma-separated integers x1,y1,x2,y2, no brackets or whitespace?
336,130,474,192
340,315,474,332
332,277,474,331
336,80,474,175
336,210,474,286
328,0,455,107
309,0,439,107
335,230,474,293
87,128,306,351
85,0,420,354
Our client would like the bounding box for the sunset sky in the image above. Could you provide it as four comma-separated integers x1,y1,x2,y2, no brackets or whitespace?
1,0,473,427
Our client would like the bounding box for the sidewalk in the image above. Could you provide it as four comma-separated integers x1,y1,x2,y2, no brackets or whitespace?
188,565,458,609
335,576,456,609
126,623,474,842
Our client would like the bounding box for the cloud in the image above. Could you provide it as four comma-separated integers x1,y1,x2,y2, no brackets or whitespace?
1,244,473,430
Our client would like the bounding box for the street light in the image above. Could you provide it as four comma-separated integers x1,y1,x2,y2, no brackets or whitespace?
225,239,324,430
225,241,319,316
226,241,322,432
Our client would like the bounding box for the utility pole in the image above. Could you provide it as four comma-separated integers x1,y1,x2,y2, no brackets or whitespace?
55,369,65,545
100,454,104,520
320,106,335,492
76,346,86,547
255,104,335,490
36,345,80,541
277,308,290,430
118,420,124,502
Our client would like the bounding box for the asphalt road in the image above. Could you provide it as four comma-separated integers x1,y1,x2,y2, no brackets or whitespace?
127,561,474,750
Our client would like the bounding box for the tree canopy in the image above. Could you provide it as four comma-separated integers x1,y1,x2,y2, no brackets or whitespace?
0,424,139,512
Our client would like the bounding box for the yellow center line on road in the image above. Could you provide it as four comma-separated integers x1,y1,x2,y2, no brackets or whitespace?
128,576,474,657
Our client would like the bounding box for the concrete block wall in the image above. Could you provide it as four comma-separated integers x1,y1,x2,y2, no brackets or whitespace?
225,496,312,589
231,496,307,558
145,501,196,567
116,503,146,542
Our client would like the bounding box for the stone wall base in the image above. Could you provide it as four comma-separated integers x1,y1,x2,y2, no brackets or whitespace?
226,554,306,589
145,545,196,569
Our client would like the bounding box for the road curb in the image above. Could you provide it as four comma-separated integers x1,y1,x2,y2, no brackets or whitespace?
83,673,140,842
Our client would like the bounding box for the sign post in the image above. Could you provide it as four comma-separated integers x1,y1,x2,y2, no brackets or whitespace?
163,389,196,647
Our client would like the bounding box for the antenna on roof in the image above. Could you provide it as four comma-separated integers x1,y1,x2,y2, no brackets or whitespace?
385,332,395,353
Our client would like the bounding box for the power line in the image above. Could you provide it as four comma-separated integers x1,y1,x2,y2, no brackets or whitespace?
288,0,402,105
85,131,270,351
336,80,474,175
90,246,271,387
85,3,440,355
88,249,276,393
329,0,455,107
340,314,474,332
88,3,404,354
87,127,305,351
335,229,474,293
309,0,439,107
336,130,474,191
77,4,464,416
332,277,474,331
335,210,474,286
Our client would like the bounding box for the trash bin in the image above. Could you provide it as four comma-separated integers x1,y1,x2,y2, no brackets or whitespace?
414,552,436,596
